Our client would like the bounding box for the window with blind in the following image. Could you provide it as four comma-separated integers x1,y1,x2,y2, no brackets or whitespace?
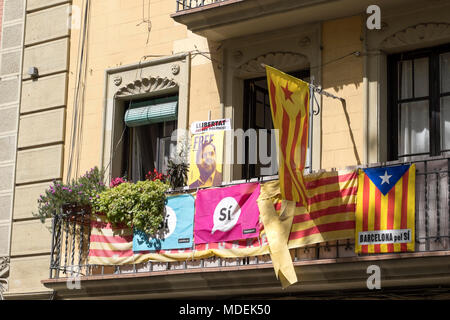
387,44,450,160
120,94,178,181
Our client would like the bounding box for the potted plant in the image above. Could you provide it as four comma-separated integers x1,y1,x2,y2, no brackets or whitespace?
166,159,189,190
166,141,190,190
34,167,106,224
92,176,169,235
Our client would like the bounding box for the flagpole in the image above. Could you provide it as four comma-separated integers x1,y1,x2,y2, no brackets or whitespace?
261,63,345,102
310,85,345,102
262,63,346,175
308,76,314,173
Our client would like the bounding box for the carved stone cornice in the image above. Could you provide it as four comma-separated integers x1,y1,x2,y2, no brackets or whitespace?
381,23,450,49
236,52,309,78
115,76,178,97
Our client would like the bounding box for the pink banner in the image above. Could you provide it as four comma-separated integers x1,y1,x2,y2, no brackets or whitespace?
194,183,261,244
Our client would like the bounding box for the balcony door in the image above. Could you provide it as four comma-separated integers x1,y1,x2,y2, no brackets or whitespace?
242,69,310,179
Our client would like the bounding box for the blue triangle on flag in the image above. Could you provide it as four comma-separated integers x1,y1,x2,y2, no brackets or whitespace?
363,164,411,195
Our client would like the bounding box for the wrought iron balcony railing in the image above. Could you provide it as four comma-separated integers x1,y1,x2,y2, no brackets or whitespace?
48,155,450,280
176,0,227,12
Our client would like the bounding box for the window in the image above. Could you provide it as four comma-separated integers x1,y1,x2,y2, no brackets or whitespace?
387,44,450,159
242,69,310,179
120,95,178,181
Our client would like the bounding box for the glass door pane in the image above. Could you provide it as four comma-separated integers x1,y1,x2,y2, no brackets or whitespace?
399,100,430,156
413,57,429,98
441,96,450,150
440,52,450,93
399,60,413,100
158,136,177,174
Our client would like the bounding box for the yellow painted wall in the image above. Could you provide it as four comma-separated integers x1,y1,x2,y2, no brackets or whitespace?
66,0,175,178
64,1,223,180
321,16,364,169
7,0,447,300
65,3,365,179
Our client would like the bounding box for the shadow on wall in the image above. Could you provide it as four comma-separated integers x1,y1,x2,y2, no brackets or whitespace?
321,53,363,93
320,47,364,169
341,99,361,166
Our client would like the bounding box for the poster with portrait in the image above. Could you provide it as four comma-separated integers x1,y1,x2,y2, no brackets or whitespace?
188,130,224,189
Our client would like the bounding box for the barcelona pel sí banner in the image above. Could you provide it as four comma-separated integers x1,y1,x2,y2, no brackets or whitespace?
355,164,416,254
132,194,195,252
188,130,224,189
194,183,261,244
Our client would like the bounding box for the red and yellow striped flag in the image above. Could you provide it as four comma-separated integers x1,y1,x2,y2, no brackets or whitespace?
88,213,270,266
266,65,309,207
257,170,357,288
355,164,416,254
270,170,358,247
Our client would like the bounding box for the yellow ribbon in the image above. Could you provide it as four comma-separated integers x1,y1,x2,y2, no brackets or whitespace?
257,181,297,288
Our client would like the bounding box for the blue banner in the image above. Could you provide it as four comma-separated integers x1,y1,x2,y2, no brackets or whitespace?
133,194,195,252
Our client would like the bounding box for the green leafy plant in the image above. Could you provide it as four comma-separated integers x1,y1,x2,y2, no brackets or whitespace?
92,179,169,234
34,167,106,223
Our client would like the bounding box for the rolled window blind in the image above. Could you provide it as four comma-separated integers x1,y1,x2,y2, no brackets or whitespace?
124,96,178,127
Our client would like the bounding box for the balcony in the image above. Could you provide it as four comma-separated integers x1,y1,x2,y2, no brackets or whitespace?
171,0,420,41
41,155,450,299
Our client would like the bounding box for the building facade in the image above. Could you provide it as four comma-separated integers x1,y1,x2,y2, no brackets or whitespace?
1,0,450,299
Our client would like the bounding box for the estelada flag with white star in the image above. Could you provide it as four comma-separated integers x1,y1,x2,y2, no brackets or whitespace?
355,164,416,254
265,65,309,207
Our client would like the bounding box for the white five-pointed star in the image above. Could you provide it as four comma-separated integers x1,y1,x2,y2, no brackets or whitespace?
379,170,392,185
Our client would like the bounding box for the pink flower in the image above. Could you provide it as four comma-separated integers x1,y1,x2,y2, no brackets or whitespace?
110,177,126,188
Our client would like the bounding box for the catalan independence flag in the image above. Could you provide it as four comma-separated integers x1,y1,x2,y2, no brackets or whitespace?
355,164,416,254
266,65,309,207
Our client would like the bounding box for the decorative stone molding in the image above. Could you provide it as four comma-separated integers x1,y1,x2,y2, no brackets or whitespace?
298,36,311,48
236,52,309,78
115,76,178,97
233,50,244,63
171,64,180,75
381,23,450,49
103,54,190,181
113,76,122,86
